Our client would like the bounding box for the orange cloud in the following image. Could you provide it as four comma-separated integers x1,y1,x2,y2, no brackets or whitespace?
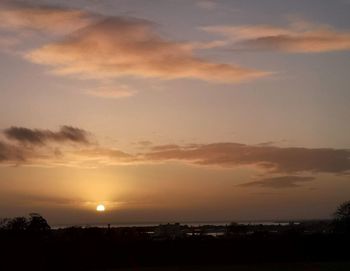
203,20,350,53
0,3,269,85
23,16,267,83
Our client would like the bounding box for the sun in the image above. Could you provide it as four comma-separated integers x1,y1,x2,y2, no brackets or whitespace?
96,204,105,212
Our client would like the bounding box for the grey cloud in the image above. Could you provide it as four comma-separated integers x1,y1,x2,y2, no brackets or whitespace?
238,175,315,189
145,143,350,174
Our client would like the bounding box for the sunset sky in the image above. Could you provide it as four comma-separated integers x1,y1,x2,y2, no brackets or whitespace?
0,0,350,225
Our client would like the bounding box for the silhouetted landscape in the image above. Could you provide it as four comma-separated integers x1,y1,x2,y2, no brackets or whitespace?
1,202,350,270
1,0,350,270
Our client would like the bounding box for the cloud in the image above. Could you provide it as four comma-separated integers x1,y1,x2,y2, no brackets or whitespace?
1,126,349,175
4,126,91,145
87,84,137,99
203,20,350,53
144,143,350,174
238,175,315,189
0,2,269,89
25,16,267,83
0,126,135,167
0,2,93,35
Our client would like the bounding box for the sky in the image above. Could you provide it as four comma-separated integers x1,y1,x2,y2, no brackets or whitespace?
0,0,350,225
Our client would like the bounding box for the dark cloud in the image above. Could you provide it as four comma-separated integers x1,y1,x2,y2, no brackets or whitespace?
145,143,350,174
0,126,93,165
238,175,315,189
4,126,91,145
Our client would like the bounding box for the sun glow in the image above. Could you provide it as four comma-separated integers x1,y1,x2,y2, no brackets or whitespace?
96,204,105,212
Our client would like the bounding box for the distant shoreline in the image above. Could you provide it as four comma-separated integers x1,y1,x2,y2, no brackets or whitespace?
51,219,330,229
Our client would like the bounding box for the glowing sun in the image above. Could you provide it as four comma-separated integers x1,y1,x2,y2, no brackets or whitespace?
96,204,105,212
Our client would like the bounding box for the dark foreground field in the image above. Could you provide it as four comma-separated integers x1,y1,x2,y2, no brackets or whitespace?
2,216,350,270
2,232,350,270
114,262,350,271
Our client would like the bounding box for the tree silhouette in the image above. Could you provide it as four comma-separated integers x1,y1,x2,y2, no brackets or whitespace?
334,201,350,220
27,213,50,232
333,200,350,233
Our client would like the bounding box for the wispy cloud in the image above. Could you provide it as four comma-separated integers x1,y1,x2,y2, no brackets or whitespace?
203,19,350,53
238,175,315,189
